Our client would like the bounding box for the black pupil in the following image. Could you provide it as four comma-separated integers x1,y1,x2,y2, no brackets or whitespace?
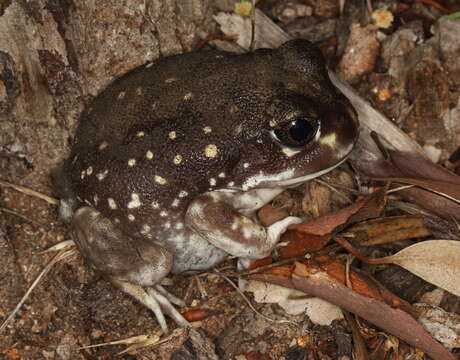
289,119,314,142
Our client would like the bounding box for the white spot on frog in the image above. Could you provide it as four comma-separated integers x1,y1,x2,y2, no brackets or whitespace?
183,92,193,100
96,169,109,181
173,154,183,165
155,175,167,185
108,198,117,209
136,87,143,96
137,131,145,137
169,131,176,140
204,144,218,158
243,163,250,169
318,133,337,147
146,150,154,160
128,214,135,221
160,210,168,217
203,126,212,134
145,62,154,68
93,194,99,205
218,172,226,178
209,178,216,186
151,201,160,209
171,199,180,207
80,170,85,179
117,91,126,100
141,224,151,236
175,222,184,230
178,190,188,198
128,193,142,209
227,181,235,187
86,166,93,176
163,222,171,229
99,142,108,150
128,159,136,167
281,146,301,158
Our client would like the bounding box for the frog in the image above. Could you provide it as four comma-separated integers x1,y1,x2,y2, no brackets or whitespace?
55,39,359,333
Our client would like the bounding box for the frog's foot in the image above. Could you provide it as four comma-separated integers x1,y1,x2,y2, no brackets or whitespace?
71,207,189,333
186,190,303,261
112,280,190,334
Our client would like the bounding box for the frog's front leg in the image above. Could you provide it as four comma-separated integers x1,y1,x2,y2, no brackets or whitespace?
185,189,302,260
72,207,189,333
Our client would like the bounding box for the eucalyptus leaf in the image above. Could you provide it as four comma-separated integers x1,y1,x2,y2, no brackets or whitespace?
380,240,460,296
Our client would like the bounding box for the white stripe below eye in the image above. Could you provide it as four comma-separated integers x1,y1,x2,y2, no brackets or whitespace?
274,155,350,187
281,146,301,157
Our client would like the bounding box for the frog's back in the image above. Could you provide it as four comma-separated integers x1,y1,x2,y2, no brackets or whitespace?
71,49,278,156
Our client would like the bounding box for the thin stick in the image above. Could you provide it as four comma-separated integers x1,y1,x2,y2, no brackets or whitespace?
0,207,50,228
212,271,294,325
333,236,391,265
313,178,354,204
0,179,59,205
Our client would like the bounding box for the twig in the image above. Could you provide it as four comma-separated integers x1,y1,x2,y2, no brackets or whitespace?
211,271,294,325
0,207,50,228
0,179,59,205
387,185,415,194
313,178,354,204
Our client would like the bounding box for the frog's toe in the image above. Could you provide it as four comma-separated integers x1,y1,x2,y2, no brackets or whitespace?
112,279,190,334
112,279,170,333
147,286,190,327
155,284,186,307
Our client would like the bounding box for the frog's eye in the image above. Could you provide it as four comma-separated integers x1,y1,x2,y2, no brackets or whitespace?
273,117,319,148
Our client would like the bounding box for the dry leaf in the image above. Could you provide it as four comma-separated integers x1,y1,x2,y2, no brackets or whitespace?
377,240,460,296
343,215,431,246
288,185,388,236
249,262,457,360
257,203,290,227
245,280,343,325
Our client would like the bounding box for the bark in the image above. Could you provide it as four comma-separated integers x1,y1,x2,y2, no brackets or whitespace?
0,0,214,181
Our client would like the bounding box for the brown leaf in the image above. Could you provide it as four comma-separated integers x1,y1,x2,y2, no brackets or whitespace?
265,257,407,309
279,231,331,257
343,215,431,246
257,203,290,227
356,145,460,221
247,256,272,271
377,177,460,204
249,262,457,360
288,186,388,236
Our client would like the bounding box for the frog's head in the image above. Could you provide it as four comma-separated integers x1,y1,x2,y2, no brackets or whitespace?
231,39,359,190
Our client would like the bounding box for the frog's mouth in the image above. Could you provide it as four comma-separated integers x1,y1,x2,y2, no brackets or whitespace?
239,140,355,191
272,153,350,188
